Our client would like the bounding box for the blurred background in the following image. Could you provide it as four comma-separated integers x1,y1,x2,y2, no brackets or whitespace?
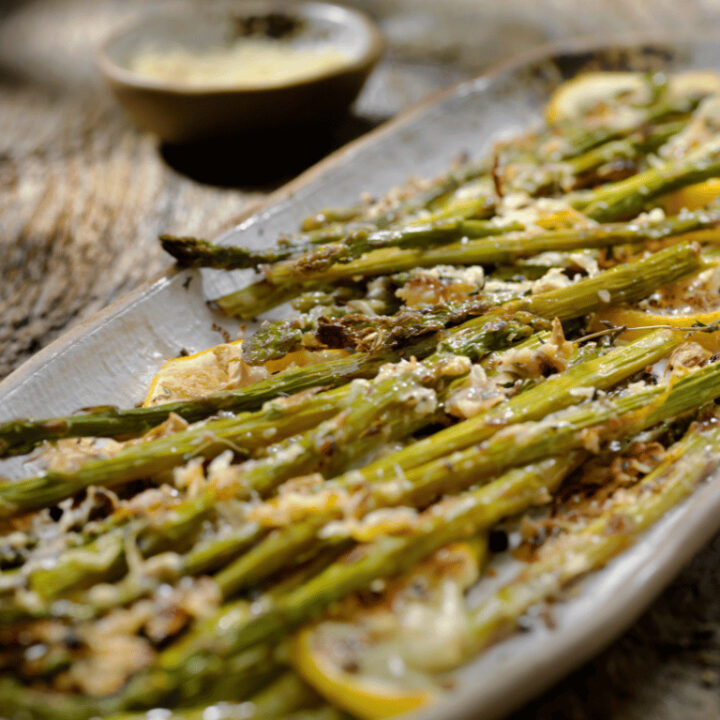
7,0,720,377
3,2,720,717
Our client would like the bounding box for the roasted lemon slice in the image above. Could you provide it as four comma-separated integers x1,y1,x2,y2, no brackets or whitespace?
545,72,653,126
592,258,720,351
592,307,720,352
293,625,434,720
291,541,486,719
144,341,346,406
666,71,720,105
545,71,720,126
661,178,720,214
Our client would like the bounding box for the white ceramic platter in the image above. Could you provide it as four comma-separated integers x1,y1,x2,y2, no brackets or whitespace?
2,35,720,720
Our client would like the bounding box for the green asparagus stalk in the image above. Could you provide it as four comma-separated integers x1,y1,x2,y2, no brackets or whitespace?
0,385,355,518
0,643,280,720
213,330,680,594
0,241,700,458
27,528,134,600
0,376,352,458
464,419,720,654
301,201,367,230
0,352,467,521
567,119,686,177
108,706,345,720
575,138,720,221
548,84,703,157
216,209,711,318
164,217,524,273
301,165,493,242
0,305,532,459
164,217,362,268
162,195,500,271
154,359,720,674
22,363,456,601
514,241,699,322
147,456,582,698
0,333,553,621
0,677,110,720
159,234,298,269
380,161,491,219
512,119,688,195
409,194,496,222
242,296,492,365
105,671,322,720
353,329,682,487
215,277,328,319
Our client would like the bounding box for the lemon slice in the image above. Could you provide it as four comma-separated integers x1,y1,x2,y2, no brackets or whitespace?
660,178,720,214
545,72,652,126
293,625,434,719
591,259,720,351
545,71,720,126
592,307,720,352
291,541,486,719
666,71,720,104
144,341,346,407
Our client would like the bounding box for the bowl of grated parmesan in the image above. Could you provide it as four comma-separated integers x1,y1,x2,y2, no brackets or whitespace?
98,2,384,143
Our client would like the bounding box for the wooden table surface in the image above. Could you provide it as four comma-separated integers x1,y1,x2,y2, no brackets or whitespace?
3,0,720,717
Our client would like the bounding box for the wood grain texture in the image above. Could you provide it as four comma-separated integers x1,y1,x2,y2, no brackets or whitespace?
4,0,720,718
0,0,467,379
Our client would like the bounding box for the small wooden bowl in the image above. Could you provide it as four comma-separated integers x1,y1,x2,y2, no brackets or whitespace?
98,2,384,143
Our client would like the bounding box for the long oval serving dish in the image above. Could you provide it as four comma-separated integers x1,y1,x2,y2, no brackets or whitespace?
3,35,720,720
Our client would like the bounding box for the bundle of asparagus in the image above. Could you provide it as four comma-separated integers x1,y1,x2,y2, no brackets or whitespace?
2,70,720,720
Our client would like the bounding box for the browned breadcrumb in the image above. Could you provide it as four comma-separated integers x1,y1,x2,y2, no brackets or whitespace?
515,440,667,560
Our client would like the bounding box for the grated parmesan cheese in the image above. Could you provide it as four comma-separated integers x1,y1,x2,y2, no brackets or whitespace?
396,265,485,307
129,39,352,88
